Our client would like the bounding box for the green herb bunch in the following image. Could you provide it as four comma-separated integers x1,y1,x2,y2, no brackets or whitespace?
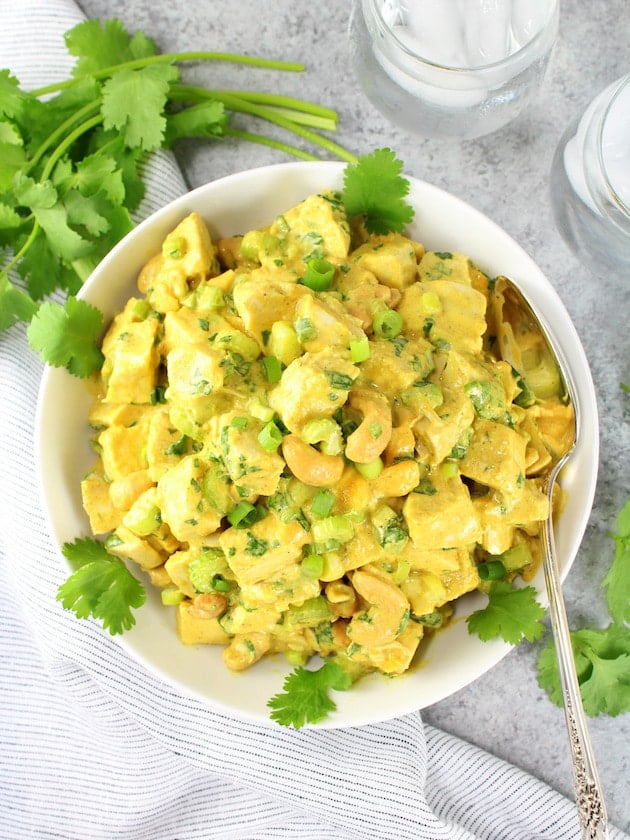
0,18,355,344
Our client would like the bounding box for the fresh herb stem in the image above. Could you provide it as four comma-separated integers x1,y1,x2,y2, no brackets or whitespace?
208,90,339,123
30,51,305,98
40,114,104,180
172,85,357,163
26,100,102,174
224,129,319,161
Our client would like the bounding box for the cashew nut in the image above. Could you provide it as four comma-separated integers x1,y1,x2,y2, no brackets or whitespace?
325,581,358,617
347,570,410,647
344,390,393,464
372,460,421,498
282,434,345,487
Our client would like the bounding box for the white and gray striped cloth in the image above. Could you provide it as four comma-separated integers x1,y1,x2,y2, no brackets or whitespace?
0,2,627,838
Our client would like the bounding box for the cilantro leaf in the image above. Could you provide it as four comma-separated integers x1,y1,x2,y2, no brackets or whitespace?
101,64,179,151
602,499,630,625
165,100,227,145
342,147,414,234
65,18,157,75
27,296,104,377
267,659,352,728
0,274,38,331
467,581,546,645
0,69,24,119
537,624,630,717
58,537,146,635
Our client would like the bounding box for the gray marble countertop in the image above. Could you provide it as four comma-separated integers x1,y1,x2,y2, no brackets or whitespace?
78,0,630,832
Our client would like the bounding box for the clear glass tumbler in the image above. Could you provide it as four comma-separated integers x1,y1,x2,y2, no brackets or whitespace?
348,0,559,140
550,74,630,283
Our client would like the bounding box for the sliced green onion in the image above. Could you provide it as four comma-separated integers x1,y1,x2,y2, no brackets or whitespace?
263,355,283,383
300,258,335,291
373,308,403,339
258,420,283,451
230,415,249,429
227,500,257,527
478,560,507,581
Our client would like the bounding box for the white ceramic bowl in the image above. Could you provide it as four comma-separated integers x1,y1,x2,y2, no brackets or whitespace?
35,162,599,728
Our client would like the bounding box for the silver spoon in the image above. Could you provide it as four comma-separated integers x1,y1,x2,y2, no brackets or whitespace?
491,276,609,840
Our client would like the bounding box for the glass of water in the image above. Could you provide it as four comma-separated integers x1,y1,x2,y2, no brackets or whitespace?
550,74,630,284
349,0,559,140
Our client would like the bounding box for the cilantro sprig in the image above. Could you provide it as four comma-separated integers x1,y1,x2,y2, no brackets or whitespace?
342,147,415,234
1,17,356,374
466,581,547,645
537,499,630,717
57,537,146,635
267,659,353,729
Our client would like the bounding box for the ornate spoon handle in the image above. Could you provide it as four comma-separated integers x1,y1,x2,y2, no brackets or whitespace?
542,464,609,840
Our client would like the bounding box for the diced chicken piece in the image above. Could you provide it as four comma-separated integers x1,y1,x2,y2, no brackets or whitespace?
81,465,120,534
220,513,310,586
402,469,482,549
356,336,433,399
99,413,153,480
157,454,222,543
413,389,475,465
165,343,225,401
270,192,351,262
268,347,359,433
351,233,423,289
398,279,487,355
295,293,365,353
459,417,528,502
101,313,160,405
208,411,284,497
232,276,312,345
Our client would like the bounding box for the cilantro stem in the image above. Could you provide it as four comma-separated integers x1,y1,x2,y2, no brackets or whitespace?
26,100,101,174
209,90,338,124
172,86,357,163
40,114,103,181
1,220,40,279
224,129,319,161
30,51,305,98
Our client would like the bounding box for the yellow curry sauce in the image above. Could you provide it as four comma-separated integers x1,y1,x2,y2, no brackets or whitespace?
81,191,573,679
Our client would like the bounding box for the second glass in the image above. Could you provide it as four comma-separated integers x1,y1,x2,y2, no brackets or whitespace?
349,0,559,140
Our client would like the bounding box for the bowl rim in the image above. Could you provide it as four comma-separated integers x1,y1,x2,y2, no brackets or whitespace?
34,160,600,728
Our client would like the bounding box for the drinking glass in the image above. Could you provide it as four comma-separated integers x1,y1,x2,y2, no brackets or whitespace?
349,0,559,140
550,74,630,283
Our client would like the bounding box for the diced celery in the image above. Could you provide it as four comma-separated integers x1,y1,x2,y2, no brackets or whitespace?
286,596,333,627
268,320,302,366
354,457,383,480
300,418,343,455
214,329,261,361
161,587,186,606
312,515,354,546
